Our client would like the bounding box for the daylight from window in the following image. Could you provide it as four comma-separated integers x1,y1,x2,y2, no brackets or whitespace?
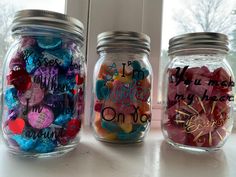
159,0,236,102
0,0,65,82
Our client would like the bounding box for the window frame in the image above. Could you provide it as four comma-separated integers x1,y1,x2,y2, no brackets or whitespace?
65,0,163,125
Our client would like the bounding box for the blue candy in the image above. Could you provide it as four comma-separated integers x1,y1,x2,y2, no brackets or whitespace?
24,48,41,73
47,49,72,69
132,67,149,80
96,80,110,100
54,113,72,126
58,75,76,91
5,88,19,110
142,68,149,78
11,135,37,151
96,80,105,100
34,139,57,153
131,60,141,70
100,86,110,99
37,37,62,50
117,125,145,140
101,120,120,132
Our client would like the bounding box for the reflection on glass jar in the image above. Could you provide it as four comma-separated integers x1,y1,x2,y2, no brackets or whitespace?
92,31,153,143
162,32,235,151
1,10,86,157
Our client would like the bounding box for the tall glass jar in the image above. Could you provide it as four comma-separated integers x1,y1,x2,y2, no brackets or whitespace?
162,32,235,152
1,10,86,157
92,31,152,143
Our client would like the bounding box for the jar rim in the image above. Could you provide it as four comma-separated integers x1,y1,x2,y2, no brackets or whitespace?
11,9,84,41
97,31,151,54
168,32,229,56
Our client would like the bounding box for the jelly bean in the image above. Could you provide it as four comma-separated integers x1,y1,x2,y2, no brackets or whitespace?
96,80,110,100
93,59,151,142
131,60,141,70
139,102,150,114
117,125,145,140
94,101,103,112
101,120,120,132
142,68,149,78
106,81,113,89
100,86,110,99
118,117,133,133
94,112,117,140
114,73,132,83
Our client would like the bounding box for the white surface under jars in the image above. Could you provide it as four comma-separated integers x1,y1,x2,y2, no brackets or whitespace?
0,126,236,177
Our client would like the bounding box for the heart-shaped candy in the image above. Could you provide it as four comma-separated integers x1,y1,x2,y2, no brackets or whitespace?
8,118,25,134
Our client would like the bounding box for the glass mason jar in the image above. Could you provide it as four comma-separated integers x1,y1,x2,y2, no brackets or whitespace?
1,10,86,157
92,31,152,143
162,32,235,152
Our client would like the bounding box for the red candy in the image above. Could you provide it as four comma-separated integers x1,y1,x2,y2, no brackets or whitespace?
94,101,103,112
164,66,233,148
65,119,81,138
76,74,84,85
164,122,187,144
8,118,25,134
7,69,32,92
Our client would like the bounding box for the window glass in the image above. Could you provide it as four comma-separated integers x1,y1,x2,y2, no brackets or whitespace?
159,0,236,102
0,0,65,80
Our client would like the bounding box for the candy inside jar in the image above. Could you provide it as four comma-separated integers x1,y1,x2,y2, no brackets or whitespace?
92,31,152,143
162,32,235,151
1,10,86,157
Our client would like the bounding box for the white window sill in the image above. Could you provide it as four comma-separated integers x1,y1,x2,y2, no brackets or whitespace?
0,127,236,177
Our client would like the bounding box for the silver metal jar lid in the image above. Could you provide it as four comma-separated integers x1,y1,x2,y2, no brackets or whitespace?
11,9,84,41
97,31,151,54
168,32,229,55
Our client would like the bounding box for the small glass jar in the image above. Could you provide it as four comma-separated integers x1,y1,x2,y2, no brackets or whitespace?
162,32,235,152
1,10,86,157
92,31,152,143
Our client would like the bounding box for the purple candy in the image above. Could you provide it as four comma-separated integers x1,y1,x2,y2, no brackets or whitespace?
20,37,36,49
18,83,44,107
62,40,77,51
9,52,26,70
28,106,54,129
33,67,58,90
